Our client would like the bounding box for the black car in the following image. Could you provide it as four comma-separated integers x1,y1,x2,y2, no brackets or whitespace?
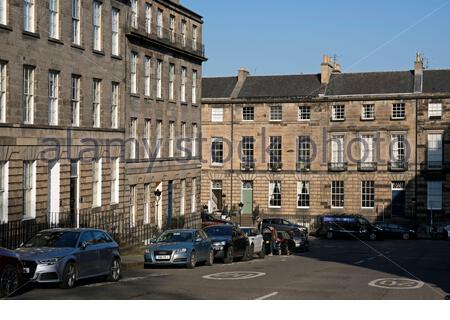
0,247,23,298
375,223,416,240
204,225,250,263
315,214,383,241
262,218,308,235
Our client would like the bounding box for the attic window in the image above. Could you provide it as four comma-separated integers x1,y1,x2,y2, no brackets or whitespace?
331,105,345,121
270,106,282,121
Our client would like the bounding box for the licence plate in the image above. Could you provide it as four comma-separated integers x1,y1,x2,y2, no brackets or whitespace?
155,255,171,260
23,268,30,274
265,241,270,244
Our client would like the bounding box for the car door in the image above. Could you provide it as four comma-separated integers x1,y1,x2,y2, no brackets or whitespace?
76,231,99,278
195,231,207,260
92,231,113,274
231,228,242,256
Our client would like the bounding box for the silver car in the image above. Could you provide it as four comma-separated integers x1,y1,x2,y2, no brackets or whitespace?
15,228,121,289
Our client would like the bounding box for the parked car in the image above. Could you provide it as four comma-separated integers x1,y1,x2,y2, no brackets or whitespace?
201,213,233,228
287,228,310,252
262,218,308,235
0,247,23,298
204,225,250,263
144,229,213,269
315,215,383,241
375,223,416,240
274,231,296,255
241,227,265,259
15,228,121,289
444,225,450,239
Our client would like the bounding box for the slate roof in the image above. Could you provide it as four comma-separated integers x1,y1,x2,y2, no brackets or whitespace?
202,77,237,99
423,70,450,94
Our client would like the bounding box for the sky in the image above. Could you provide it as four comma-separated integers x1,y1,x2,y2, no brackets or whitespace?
181,0,450,77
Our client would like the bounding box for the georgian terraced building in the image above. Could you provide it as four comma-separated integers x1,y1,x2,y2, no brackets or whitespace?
201,55,450,228
0,0,205,229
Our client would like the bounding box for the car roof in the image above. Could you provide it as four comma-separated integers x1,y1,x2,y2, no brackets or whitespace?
162,229,197,233
204,224,232,229
38,228,106,233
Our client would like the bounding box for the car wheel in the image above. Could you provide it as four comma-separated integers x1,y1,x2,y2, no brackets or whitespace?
258,246,266,259
60,262,77,289
242,245,250,261
0,264,20,298
205,250,214,266
224,247,234,264
107,258,121,282
187,251,197,269
402,233,410,240
326,231,334,239
369,233,377,241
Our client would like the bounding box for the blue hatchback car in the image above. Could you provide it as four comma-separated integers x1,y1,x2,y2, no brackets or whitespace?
15,228,121,289
144,229,214,269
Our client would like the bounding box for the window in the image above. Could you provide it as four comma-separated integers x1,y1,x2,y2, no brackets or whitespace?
111,158,119,204
242,136,254,165
169,63,175,100
93,1,102,51
361,181,375,208
242,106,254,121
331,135,344,163
144,119,151,158
23,160,36,219
23,0,35,32
180,179,185,216
111,8,120,56
92,158,102,207
181,122,186,157
144,56,151,96
192,25,198,50
331,181,344,208
0,61,6,123
269,136,282,166
192,124,198,157
157,9,163,38
360,135,374,163
297,136,311,167
71,75,80,127
332,105,345,121
145,3,152,34
428,103,442,118
169,15,175,42
211,107,224,122
298,106,311,121
362,104,375,120
0,161,8,223
48,71,59,126
23,66,34,124
144,183,150,224
270,106,282,121
181,20,187,46
0,0,7,25
130,51,137,94
269,181,281,208
297,181,310,208
130,185,136,226
391,134,406,163
92,79,101,128
111,83,119,129
392,103,405,119
71,0,81,44
211,137,223,165
181,67,187,103
130,118,137,160
191,178,197,213
48,0,59,39
169,121,174,157
428,134,443,169
192,70,198,104
156,120,162,158
130,0,138,29
156,60,162,98
427,181,442,210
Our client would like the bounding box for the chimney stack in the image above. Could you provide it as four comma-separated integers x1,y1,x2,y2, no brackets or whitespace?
333,62,342,74
238,67,249,83
414,52,423,93
231,67,250,98
321,55,333,85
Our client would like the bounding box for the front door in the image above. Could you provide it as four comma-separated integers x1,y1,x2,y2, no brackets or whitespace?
155,182,163,229
48,160,60,225
210,180,222,213
69,161,79,227
241,181,253,215
392,182,406,216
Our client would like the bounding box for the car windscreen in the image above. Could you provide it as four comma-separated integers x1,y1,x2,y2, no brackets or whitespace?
156,231,194,243
205,227,231,237
241,228,255,236
24,231,80,248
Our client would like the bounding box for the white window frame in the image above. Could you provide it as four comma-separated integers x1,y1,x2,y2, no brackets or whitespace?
169,63,175,100
362,104,375,120
169,15,175,42
144,183,150,224
181,122,186,157
268,181,282,208
144,119,151,159
297,136,311,165
156,120,162,158
130,185,136,227
130,118,137,160
180,179,185,216
23,66,34,124
145,3,152,34
130,0,138,29
71,0,81,45
111,82,119,129
92,158,102,208
181,20,187,46
181,67,187,103
192,70,197,104
93,79,101,128
332,105,345,121
427,181,442,210
298,106,311,121
192,124,198,157
0,0,8,25
48,0,60,39
0,61,6,123
157,9,163,38
23,160,36,219
48,71,59,126
331,135,344,163
242,106,254,121
269,136,282,166
191,178,197,213
144,56,151,97
392,103,405,120
269,105,282,121
111,8,120,56
93,0,102,51
111,157,120,204
391,134,406,162
131,51,138,94
169,121,174,158
156,60,162,99
192,25,198,50
427,133,443,169
361,181,375,209
428,103,442,118
23,0,35,33
71,75,80,127
297,181,310,209
0,161,8,223
211,137,224,165
331,181,344,209
211,107,224,122
360,135,375,163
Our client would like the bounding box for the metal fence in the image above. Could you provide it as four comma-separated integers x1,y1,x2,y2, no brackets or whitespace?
0,208,202,250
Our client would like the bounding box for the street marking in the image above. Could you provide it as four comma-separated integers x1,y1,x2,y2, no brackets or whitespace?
354,260,365,265
255,291,279,300
202,271,266,280
82,274,168,288
368,278,425,290
367,256,376,261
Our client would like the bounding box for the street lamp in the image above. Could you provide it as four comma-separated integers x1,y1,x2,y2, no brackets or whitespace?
154,189,162,228
238,202,244,226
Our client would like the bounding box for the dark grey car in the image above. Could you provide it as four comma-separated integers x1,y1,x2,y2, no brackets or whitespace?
15,228,121,289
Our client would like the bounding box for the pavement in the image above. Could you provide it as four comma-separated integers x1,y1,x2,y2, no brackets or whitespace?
9,237,450,300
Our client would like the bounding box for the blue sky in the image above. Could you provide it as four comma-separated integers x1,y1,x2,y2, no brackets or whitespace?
182,0,450,77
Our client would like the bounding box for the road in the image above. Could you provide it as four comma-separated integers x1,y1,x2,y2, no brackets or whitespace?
11,238,450,300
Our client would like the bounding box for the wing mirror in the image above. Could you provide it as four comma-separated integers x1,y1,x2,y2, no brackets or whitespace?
80,241,89,250
195,238,203,242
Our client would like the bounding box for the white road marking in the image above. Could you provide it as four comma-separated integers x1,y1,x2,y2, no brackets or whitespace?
255,291,279,300
354,260,365,265
368,278,425,290
203,271,266,280
82,274,168,288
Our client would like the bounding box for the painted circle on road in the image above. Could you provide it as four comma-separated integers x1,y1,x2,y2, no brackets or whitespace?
203,271,266,280
368,278,424,290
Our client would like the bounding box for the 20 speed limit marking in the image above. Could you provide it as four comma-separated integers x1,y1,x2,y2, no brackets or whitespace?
202,271,266,280
368,278,424,290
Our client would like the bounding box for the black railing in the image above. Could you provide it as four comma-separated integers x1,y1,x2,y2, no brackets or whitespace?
296,161,311,172
268,162,283,171
240,161,255,171
328,162,348,172
357,161,378,172
388,161,409,172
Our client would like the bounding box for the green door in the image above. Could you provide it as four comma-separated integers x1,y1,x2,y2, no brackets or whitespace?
242,181,253,215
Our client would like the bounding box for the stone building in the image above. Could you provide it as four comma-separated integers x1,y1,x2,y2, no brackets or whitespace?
201,55,450,228
0,0,205,230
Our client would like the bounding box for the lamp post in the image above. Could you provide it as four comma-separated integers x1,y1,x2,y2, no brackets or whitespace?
154,189,162,228
238,202,244,226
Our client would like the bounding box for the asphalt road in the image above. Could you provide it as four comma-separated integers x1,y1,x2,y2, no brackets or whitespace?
10,238,450,300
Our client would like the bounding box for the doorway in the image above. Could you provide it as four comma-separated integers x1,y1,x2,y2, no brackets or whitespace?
48,160,60,225
241,181,253,215
210,180,223,213
391,181,406,216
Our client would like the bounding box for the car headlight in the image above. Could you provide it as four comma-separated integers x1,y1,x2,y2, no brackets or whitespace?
175,248,188,253
38,257,62,265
